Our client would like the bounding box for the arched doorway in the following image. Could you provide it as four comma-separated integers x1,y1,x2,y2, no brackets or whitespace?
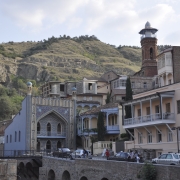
57,141,61,149
46,140,51,152
47,123,51,136
48,169,55,180
62,170,70,180
101,178,108,180
37,141,40,152
80,176,88,180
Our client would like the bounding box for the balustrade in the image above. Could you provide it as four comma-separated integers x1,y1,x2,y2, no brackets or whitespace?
37,131,66,137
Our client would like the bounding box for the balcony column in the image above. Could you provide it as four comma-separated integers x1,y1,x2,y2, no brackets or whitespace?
89,116,91,129
166,73,168,85
140,101,142,123
106,113,109,129
81,117,84,132
150,98,152,121
160,96,163,119
131,103,134,118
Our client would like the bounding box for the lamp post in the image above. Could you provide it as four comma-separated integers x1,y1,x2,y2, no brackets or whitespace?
171,127,180,153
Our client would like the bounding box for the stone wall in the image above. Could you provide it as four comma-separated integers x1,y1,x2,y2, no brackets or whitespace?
0,159,17,180
39,156,180,180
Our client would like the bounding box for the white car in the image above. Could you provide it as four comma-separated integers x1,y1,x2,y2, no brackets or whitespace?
152,153,180,165
69,149,91,159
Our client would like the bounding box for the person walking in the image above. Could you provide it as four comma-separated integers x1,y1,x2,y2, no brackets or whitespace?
105,149,110,160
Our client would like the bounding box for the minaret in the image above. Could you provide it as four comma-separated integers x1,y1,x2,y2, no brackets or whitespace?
27,81,32,95
139,21,158,77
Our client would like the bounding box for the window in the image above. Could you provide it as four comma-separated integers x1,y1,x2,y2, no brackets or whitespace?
47,123,51,135
167,129,173,142
159,154,167,159
147,132,152,143
150,47,153,59
122,97,125,100
137,109,141,116
166,154,173,159
60,84,64,91
15,131,17,142
10,135,12,143
120,80,126,87
83,97,86,100
177,100,180,114
146,107,150,115
113,81,116,88
166,103,170,113
88,83,92,90
157,130,162,143
131,82,135,88
143,82,147,89
168,79,171,85
155,105,159,114
138,132,143,144
6,135,8,143
19,131,21,142
57,123,62,134
37,122,40,134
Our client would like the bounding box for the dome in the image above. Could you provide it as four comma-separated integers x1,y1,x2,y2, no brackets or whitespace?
72,87,77,91
27,81,32,87
145,21,151,28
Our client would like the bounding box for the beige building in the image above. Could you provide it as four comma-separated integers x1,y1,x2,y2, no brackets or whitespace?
123,46,180,158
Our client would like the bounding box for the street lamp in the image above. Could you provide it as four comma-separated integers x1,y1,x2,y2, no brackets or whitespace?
171,127,180,153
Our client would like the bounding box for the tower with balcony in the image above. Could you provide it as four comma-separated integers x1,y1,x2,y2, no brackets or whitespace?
139,21,158,77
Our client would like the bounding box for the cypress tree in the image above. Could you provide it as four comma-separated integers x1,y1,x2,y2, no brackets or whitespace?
105,92,111,104
125,77,133,118
97,112,106,141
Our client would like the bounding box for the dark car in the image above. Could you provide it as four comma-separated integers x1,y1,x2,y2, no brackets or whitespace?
53,148,71,158
108,152,130,161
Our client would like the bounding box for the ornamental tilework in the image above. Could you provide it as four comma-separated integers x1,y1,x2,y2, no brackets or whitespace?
36,105,70,121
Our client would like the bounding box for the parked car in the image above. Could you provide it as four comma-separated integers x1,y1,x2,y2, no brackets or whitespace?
152,153,180,165
53,148,71,158
69,149,91,159
108,152,130,161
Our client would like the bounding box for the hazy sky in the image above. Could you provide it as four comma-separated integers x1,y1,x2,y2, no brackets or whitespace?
0,0,180,46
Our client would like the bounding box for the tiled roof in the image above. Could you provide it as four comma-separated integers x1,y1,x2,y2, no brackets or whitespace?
80,103,119,116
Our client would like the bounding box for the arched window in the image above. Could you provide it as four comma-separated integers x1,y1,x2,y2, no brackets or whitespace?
19,131,21,142
57,123,62,134
6,135,8,143
48,169,55,180
37,122,40,134
46,140,51,151
15,131,17,142
150,47,153,59
47,123,51,136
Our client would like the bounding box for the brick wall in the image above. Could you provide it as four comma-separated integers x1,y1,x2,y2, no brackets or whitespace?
173,46,180,83
40,157,180,180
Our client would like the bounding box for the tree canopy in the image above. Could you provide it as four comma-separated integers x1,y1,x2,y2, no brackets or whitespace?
97,112,106,141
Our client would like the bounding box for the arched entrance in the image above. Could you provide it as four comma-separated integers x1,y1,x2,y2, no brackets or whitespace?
80,176,88,180
48,169,55,180
57,141,61,149
46,140,51,152
62,170,70,180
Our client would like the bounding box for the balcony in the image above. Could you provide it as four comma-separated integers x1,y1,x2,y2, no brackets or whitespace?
37,131,66,138
106,125,120,134
123,113,175,128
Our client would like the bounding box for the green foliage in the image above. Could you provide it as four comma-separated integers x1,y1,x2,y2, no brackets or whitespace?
105,92,111,104
0,86,24,121
141,163,157,180
120,133,128,138
125,77,133,119
109,142,112,149
97,112,106,141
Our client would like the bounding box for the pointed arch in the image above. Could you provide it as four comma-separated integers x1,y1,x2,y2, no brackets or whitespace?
57,141,61,149
62,170,70,180
46,140,51,151
37,122,40,134
48,169,55,180
150,47,153,59
47,123,51,136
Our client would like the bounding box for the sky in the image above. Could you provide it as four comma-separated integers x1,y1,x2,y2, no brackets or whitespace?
0,0,180,46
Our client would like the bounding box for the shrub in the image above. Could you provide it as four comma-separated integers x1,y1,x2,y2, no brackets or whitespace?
141,163,157,180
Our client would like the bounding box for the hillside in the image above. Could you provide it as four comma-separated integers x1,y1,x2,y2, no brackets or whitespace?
0,36,142,86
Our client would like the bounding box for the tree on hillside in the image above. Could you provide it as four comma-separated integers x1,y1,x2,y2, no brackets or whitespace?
105,92,111,104
97,112,106,141
125,77,133,118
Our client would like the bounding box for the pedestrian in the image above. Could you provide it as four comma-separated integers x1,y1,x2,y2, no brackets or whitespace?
83,149,88,158
136,154,140,163
105,149,110,160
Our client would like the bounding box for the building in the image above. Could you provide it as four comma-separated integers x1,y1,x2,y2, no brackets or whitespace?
130,21,158,94
4,82,76,155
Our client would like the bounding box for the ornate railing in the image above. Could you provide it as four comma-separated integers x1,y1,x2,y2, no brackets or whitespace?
37,131,66,137
124,113,175,126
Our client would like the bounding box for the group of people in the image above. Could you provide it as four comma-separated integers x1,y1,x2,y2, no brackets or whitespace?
128,150,140,163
